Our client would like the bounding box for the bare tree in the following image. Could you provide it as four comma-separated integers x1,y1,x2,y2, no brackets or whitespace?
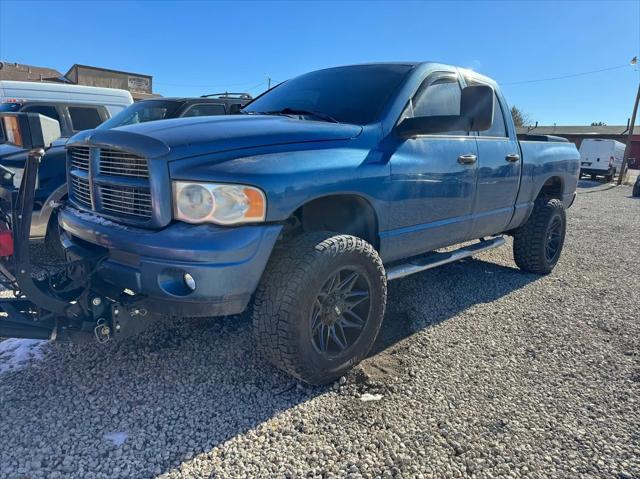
511,105,531,127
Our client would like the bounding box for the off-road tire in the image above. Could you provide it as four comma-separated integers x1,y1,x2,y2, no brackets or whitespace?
633,180,640,198
513,198,566,274
253,232,387,385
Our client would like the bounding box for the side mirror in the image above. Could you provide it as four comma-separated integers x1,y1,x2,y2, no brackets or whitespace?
395,84,495,138
396,115,471,138
0,113,61,150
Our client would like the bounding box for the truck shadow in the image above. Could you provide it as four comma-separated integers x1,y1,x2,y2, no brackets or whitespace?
372,257,539,357
577,179,608,188
0,256,538,478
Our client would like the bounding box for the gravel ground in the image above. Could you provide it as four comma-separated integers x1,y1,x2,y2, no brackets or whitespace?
0,184,638,478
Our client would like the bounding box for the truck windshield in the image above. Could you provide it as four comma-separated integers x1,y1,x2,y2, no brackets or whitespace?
97,100,182,130
242,64,413,125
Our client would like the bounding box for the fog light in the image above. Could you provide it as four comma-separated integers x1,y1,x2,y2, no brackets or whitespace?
183,273,196,291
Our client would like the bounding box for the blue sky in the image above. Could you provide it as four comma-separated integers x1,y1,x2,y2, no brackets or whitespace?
1,0,638,125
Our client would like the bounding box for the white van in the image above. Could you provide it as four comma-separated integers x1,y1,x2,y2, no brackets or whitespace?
579,138,626,181
0,80,133,116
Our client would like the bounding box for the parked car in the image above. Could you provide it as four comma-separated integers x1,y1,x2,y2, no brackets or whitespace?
579,138,625,182
0,63,579,385
0,82,133,249
96,93,252,130
0,93,250,253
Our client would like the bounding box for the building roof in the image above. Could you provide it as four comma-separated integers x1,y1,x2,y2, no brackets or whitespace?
516,125,640,136
65,64,152,81
0,61,65,82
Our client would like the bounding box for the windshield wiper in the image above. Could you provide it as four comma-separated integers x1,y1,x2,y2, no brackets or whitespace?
275,108,339,123
248,108,339,123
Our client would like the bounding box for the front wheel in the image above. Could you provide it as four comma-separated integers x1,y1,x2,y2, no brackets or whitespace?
513,198,567,274
252,232,387,385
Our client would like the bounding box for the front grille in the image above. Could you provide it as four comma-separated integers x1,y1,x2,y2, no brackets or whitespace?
70,175,92,208
99,148,149,178
69,146,90,171
68,146,154,222
100,184,152,218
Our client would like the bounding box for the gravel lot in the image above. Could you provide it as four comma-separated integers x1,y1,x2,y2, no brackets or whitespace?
1,183,638,478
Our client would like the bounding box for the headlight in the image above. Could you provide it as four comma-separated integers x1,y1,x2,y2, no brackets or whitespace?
173,181,266,225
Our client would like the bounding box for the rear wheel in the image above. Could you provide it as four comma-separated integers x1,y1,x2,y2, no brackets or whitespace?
513,198,566,274
252,232,386,384
633,180,640,197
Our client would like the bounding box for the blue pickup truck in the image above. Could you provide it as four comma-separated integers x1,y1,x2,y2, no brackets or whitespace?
0,63,579,384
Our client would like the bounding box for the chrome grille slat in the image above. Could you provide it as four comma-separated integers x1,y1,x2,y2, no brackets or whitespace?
100,191,152,201
69,146,90,171
101,205,151,218
99,169,148,178
100,184,152,218
99,195,152,207
98,148,149,179
70,176,92,208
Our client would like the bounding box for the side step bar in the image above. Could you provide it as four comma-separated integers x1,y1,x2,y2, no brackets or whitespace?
386,236,506,281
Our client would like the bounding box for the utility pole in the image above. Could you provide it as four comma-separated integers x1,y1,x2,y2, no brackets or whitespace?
268,76,271,90
617,57,639,185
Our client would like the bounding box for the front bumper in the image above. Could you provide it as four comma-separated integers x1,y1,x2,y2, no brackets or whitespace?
59,207,282,317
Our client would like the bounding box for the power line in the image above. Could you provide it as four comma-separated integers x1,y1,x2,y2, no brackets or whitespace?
502,63,633,86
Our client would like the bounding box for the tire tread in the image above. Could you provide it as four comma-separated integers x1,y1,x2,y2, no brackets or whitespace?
513,198,565,274
252,232,386,384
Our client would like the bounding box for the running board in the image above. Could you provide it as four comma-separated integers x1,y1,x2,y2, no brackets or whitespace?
386,236,506,281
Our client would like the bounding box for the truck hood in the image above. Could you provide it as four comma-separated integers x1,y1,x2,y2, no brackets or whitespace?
70,115,363,160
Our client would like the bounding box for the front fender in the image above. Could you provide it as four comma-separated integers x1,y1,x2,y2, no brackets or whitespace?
168,137,390,227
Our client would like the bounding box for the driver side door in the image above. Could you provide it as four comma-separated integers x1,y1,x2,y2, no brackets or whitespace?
383,72,478,262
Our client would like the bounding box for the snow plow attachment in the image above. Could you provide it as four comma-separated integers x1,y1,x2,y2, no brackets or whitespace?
0,113,152,343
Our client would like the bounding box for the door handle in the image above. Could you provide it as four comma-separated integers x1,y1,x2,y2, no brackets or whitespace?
505,153,520,162
458,154,477,165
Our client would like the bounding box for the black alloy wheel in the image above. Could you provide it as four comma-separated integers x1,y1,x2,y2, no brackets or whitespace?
310,267,372,358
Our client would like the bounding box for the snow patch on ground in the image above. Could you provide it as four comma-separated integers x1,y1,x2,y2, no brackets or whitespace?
0,338,47,374
104,432,128,446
